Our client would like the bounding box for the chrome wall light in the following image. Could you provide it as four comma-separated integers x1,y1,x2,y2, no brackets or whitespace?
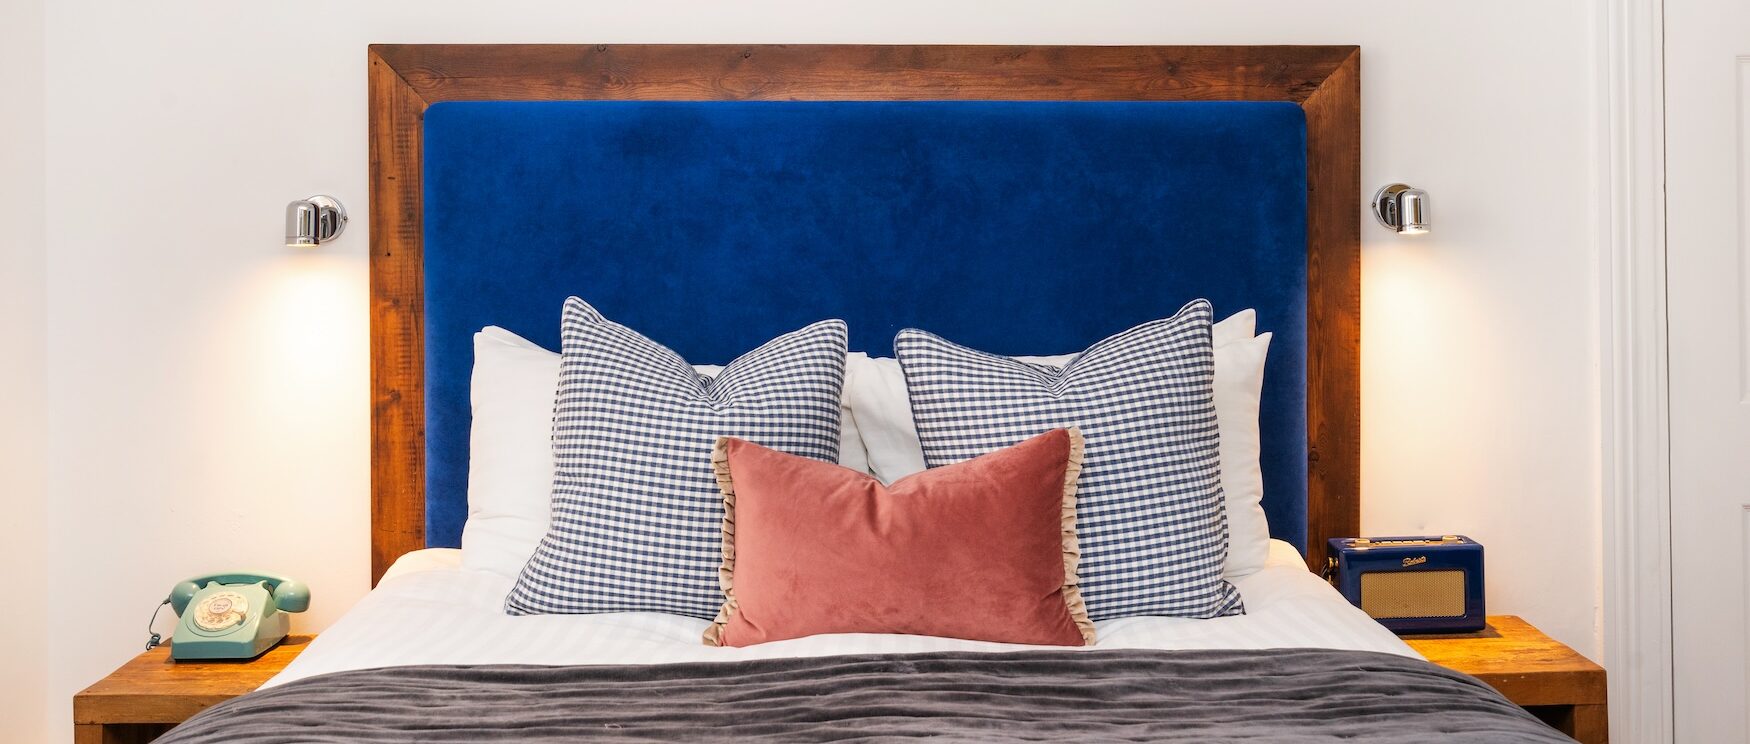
285,195,347,247
1371,184,1430,235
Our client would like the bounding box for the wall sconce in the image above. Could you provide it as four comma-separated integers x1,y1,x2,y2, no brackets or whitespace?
285,195,347,247
1371,183,1430,235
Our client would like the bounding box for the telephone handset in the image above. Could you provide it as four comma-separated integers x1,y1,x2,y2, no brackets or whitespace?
164,572,310,661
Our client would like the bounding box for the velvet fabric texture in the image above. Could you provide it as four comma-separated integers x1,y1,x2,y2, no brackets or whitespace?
422,101,1310,552
158,651,1569,743
704,428,1094,648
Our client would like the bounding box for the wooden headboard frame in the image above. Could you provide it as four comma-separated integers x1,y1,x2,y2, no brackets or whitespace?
367,44,1360,584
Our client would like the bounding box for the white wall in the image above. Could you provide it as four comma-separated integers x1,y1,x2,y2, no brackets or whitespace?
1,0,50,740
32,2,1602,740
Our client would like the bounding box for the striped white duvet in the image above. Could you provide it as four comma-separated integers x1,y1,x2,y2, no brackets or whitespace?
265,540,1414,688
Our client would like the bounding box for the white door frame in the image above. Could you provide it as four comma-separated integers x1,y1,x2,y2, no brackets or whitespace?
1600,0,1674,740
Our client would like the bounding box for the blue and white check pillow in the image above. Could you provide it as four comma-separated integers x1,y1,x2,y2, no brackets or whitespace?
895,299,1243,621
505,298,848,619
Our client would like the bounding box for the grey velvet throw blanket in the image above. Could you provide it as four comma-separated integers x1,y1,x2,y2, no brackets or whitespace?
160,648,1571,742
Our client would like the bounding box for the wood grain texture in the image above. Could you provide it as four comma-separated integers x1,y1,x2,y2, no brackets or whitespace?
1405,616,1607,743
1405,615,1608,706
368,44,1362,582
369,48,430,584
73,636,313,727
371,44,1353,103
1567,704,1609,744
1299,48,1362,568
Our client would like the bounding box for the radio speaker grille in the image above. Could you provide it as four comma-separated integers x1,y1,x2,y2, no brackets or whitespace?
1359,570,1466,619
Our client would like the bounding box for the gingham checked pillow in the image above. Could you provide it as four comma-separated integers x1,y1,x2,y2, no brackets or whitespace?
895,299,1243,621
505,298,847,618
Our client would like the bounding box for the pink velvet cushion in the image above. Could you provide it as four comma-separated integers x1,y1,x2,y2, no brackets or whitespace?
703,428,1094,648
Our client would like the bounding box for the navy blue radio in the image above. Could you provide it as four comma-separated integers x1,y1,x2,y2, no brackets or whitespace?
1324,535,1485,634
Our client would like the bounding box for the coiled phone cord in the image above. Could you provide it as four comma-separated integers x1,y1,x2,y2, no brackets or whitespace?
144,598,170,651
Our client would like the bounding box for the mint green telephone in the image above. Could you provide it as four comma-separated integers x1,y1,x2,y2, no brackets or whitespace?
166,573,310,661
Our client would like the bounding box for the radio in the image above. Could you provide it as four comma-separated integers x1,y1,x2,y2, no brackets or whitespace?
1324,535,1485,634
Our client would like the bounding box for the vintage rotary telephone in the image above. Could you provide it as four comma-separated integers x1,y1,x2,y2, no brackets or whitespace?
150,573,311,661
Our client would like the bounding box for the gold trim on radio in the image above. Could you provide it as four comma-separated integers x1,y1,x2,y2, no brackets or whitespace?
1349,536,1464,549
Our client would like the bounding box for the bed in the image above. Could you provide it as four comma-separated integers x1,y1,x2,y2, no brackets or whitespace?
168,545,1563,741
159,45,1572,742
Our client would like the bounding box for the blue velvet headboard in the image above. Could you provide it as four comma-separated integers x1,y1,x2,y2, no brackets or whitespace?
420,100,1310,552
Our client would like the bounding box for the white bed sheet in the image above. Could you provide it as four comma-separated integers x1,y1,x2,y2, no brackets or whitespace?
267,539,1414,688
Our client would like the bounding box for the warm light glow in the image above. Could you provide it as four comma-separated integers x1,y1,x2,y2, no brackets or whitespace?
197,252,367,469
184,251,370,634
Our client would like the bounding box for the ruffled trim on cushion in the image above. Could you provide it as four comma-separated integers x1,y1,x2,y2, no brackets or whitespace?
702,437,739,646
1059,427,1097,645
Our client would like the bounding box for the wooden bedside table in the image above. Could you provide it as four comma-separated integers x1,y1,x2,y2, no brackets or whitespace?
73,635,313,743
1403,616,1606,744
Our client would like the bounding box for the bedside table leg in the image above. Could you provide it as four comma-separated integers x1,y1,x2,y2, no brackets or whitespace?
1569,704,1608,744
75,723,169,744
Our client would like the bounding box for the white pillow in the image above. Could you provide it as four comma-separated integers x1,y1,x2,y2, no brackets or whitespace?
1209,331,1272,577
844,309,1274,577
460,327,870,580
461,328,561,580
